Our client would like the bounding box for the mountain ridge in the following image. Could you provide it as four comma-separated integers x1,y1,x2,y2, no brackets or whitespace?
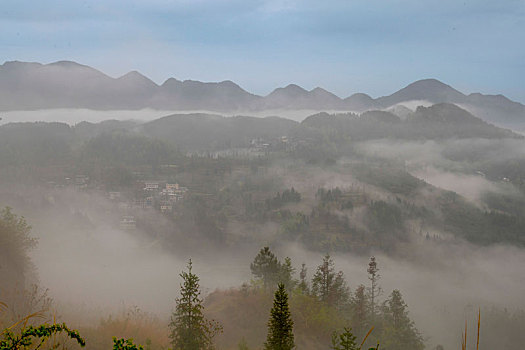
1,60,524,128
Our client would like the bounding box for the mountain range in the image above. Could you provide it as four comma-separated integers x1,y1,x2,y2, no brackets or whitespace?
1,60,524,129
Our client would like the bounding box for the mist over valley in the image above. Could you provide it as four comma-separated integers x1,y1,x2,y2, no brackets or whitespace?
3,80,525,348
2,1,525,348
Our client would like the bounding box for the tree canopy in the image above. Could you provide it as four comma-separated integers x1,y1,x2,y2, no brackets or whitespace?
311,255,350,310
169,260,222,350
264,283,295,350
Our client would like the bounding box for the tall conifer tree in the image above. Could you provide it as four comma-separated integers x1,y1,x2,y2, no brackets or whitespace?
311,254,349,309
264,283,295,350
381,290,424,350
367,256,381,318
350,284,369,340
169,260,222,350
251,247,281,290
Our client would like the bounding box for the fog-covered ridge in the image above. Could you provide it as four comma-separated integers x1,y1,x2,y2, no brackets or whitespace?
1,60,525,129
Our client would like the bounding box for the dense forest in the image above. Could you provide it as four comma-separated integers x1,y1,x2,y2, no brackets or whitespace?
3,104,525,349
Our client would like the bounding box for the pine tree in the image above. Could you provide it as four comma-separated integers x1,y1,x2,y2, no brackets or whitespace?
169,260,222,350
298,263,309,294
278,257,297,292
331,327,358,350
311,254,349,309
264,283,295,350
350,284,369,340
381,289,424,350
367,256,381,318
251,247,281,290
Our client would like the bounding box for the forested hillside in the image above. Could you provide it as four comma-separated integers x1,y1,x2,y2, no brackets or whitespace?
3,104,525,349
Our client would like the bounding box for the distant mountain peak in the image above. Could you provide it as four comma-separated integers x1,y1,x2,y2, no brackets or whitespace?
0,60,523,130
377,78,466,106
218,80,238,86
407,78,451,87
310,86,327,92
268,84,308,98
161,77,181,87
119,70,142,77
285,83,306,90
345,92,374,101
343,93,377,111
216,80,247,91
399,78,463,95
310,87,336,96
48,60,88,68
118,70,157,83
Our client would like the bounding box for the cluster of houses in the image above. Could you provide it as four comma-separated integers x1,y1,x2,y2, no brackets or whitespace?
111,181,188,211
249,136,297,152
144,181,188,213
116,181,189,230
43,173,190,231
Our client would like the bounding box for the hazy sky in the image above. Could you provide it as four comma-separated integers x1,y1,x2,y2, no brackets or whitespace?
1,0,524,101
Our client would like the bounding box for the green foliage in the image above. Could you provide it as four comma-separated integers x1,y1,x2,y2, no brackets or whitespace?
250,247,281,290
292,140,338,165
250,248,296,291
311,255,350,310
349,285,370,341
354,165,424,196
366,257,382,319
0,207,36,285
290,292,346,343
297,264,309,295
112,337,144,350
0,322,85,350
169,260,222,350
79,132,181,168
266,188,301,209
0,122,74,167
367,201,403,234
264,283,295,350
380,290,424,350
278,258,297,293
331,327,357,350
280,214,309,238
317,188,343,203
302,104,517,141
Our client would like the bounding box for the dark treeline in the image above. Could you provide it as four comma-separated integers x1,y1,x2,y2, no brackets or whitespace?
236,247,424,350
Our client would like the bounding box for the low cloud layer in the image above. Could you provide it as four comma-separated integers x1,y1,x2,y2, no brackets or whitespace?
4,183,521,349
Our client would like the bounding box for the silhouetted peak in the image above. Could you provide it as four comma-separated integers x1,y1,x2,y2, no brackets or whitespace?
161,77,182,87
268,84,308,98
377,78,466,106
48,60,88,68
310,87,340,98
118,71,158,86
345,93,374,101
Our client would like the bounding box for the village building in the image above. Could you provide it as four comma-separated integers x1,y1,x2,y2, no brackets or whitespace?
120,215,136,230
144,181,160,191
